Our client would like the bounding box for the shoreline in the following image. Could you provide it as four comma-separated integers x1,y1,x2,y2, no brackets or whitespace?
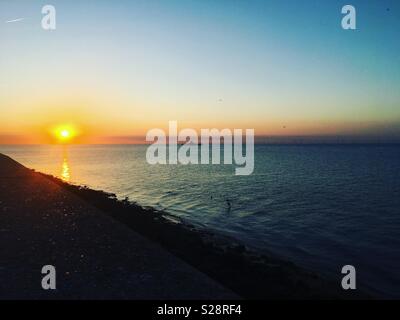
39,175,367,299
0,153,237,299
1,153,369,299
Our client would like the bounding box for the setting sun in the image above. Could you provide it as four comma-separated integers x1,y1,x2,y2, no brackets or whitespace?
61,130,70,138
53,125,78,143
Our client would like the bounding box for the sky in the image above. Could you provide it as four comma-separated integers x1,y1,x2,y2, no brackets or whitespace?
0,0,399,144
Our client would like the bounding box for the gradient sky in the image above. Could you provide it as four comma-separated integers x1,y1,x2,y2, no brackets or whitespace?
0,0,399,143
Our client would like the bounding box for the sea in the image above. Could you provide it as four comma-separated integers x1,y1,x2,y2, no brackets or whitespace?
1,144,399,298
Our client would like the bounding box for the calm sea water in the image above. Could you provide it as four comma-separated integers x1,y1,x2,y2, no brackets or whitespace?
1,144,399,297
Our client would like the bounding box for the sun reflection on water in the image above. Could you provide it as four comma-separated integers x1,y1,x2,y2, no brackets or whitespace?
61,148,70,182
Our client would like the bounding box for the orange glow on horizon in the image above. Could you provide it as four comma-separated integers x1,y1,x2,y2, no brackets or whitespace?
0,118,398,145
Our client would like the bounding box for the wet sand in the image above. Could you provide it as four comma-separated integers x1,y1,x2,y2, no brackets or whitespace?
0,153,367,299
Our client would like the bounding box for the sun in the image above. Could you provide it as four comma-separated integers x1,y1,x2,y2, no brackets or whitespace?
60,130,70,138
53,125,78,143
